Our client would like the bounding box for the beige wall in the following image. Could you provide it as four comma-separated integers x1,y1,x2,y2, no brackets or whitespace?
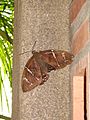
13,0,72,120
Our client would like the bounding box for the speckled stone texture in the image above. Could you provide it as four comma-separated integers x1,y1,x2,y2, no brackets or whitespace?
13,0,72,120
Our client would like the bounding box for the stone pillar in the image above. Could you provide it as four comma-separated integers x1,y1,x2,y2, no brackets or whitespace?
13,0,72,120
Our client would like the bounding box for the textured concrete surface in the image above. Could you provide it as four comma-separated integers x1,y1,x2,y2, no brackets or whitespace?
13,0,72,120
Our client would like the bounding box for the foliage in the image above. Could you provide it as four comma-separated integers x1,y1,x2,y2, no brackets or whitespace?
0,0,14,119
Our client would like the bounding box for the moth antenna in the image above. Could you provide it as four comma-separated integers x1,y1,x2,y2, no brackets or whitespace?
32,41,37,54
19,50,31,55
19,41,37,55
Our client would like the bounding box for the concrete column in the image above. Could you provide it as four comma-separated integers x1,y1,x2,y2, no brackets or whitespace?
13,0,72,120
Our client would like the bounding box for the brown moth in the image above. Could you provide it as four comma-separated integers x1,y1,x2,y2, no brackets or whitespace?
22,49,74,92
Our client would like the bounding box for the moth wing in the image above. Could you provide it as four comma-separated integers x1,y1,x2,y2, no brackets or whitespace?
39,50,73,71
22,56,42,92
39,50,58,71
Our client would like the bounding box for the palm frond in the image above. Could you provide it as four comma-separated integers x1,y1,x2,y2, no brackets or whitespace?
0,0,13,118
0,39,12,116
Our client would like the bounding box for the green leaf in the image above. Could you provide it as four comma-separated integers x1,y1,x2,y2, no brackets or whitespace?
0,0,13,118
